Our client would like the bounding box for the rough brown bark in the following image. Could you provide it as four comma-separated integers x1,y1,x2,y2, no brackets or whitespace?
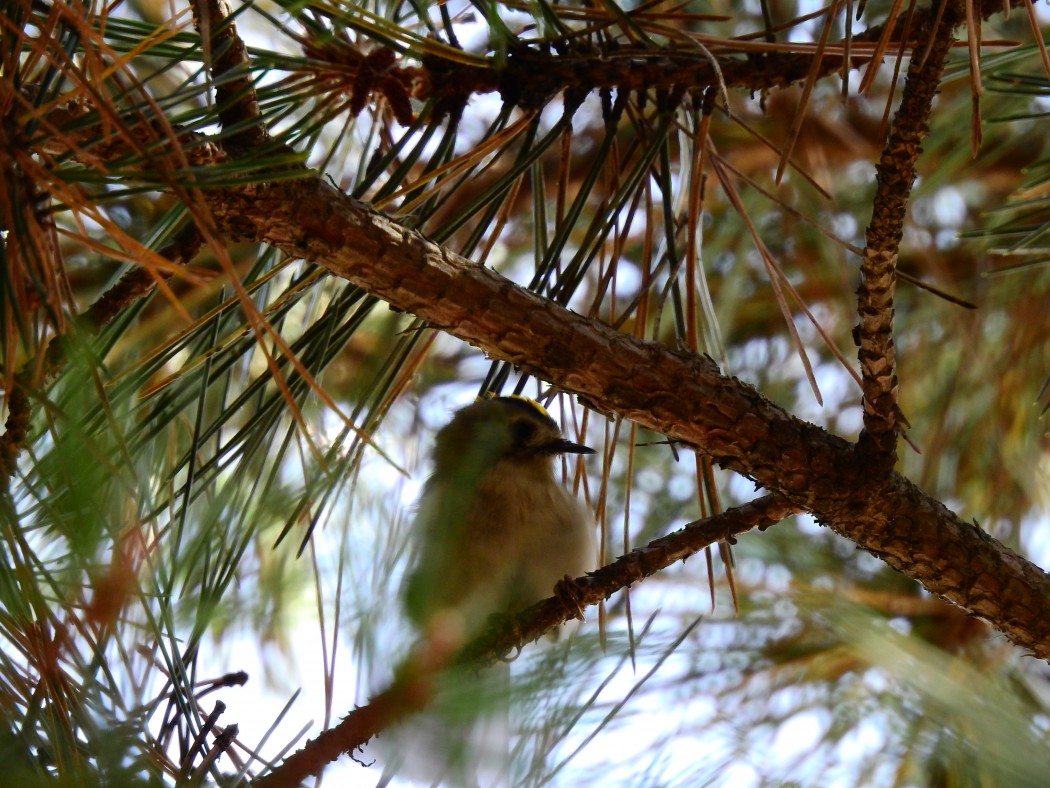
206,172,1050,661
855,2,965,467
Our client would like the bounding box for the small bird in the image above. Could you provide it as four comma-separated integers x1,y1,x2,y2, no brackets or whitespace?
385,396,595,786
404,395,596,647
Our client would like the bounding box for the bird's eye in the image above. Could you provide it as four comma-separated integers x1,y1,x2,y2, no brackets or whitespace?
511,418,537,446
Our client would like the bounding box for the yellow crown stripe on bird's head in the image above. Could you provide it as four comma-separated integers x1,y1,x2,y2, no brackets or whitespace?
480,393,553,421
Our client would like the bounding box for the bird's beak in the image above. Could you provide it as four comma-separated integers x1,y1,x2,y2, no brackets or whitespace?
552,439,596,455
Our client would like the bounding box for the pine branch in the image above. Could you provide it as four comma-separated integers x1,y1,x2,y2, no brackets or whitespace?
301,0,1034,117
0,225,203,487
204,169,1050,661
189,0,269,152
254,494,800,786
855,2,966,467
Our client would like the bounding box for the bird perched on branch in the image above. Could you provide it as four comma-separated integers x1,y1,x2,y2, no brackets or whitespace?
404,395,597,649
383,396,596,786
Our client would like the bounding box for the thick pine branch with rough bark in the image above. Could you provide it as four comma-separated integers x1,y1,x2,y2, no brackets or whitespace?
208,170,1050,663
20,83,1050,660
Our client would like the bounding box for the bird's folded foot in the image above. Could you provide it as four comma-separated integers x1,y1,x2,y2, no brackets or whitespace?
554,574,587,622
